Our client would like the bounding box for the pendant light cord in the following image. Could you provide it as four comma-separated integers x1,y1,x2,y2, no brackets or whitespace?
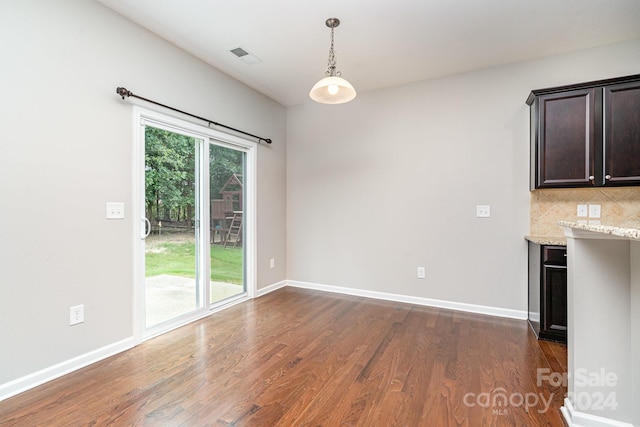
326,27,340,77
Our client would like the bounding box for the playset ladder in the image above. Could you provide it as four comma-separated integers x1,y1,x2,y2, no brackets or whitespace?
224,211,242,248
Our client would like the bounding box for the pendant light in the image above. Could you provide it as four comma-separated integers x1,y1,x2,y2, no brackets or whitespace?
309,18,357,104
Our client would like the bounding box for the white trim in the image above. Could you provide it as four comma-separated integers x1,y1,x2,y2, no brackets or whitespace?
241,140,257,299
255,280,288,297
286,280,528,320
197,138,209,315
0,337,134,402
252,280,527,321
561,398,633,427
132,108,145,344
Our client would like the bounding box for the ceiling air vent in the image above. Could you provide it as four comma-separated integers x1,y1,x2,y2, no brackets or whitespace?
229,47,262,65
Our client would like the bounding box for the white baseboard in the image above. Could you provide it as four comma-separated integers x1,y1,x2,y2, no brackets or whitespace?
561,398,633,427
286,280,528,320
0,337,135,402
256,280,287,297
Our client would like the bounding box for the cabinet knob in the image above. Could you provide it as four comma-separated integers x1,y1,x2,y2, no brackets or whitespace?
605,174,612,180
589,175,595,181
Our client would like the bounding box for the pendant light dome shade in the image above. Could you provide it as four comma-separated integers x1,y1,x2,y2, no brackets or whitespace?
309,75,357,104
309,18,356,105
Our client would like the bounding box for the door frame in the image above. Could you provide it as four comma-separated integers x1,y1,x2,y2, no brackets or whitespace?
132,106,256,343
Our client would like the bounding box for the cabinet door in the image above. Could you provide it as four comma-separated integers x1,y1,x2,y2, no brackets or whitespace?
542,265,567,340
536,89,597,188
603,81,640,185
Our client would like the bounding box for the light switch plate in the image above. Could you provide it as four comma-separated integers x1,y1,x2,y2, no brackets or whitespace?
577,204,588,217
476,205,491,218
588,204,601,219
106,202,125,219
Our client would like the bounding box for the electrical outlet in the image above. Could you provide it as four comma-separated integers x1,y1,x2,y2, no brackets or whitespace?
417,267,426,279
476,205,491,218
70,304,84,325
269,258,275,269
577,204,588,217
106,202,125,219
589,204,601,219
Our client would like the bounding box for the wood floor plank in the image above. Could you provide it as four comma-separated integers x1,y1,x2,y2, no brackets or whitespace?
0,287,568,426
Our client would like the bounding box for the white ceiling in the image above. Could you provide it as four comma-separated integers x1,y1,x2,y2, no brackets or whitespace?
96,0,640,107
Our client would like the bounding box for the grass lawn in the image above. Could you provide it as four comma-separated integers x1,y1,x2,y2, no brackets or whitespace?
146,242,243,284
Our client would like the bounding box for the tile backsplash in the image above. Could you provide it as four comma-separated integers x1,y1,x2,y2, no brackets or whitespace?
530,187,640,236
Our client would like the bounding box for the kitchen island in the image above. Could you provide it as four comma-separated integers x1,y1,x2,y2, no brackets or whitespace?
559,221,640,427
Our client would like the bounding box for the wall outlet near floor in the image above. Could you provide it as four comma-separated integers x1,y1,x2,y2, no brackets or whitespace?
70,304,84,325
417,267,426,279
589,204,601,218
476,205,491,218
269,258,275,269
577,204,588,217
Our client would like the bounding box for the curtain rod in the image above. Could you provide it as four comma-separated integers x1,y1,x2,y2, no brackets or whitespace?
116,87,272,144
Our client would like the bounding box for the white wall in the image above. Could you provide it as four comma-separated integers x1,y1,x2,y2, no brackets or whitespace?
286,38,640,313
0,0,286,387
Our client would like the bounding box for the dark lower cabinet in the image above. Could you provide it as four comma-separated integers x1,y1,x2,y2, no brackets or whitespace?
528,243,567,343
542,262,567,340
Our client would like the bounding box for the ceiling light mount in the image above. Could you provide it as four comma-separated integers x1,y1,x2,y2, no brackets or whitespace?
309,17,356,104
325,18,340,29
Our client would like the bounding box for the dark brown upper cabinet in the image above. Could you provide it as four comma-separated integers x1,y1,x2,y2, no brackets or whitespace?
527,75,640,189
604,81,640,185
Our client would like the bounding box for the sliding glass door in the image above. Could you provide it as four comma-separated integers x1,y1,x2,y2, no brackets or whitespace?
209,144,246,305
143,126,204,328
136,109,254,338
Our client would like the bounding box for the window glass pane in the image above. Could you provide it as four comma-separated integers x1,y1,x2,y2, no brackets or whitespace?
209,143,246,304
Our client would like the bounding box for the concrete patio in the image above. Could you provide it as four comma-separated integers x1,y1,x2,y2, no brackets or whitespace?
145,274,244,327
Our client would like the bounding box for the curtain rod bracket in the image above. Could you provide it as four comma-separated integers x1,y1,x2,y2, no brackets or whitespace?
115,86,272,144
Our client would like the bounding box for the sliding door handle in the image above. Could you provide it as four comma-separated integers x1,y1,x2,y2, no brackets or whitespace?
142,217,151,239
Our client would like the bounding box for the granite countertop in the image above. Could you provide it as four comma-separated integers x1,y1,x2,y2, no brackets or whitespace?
525,235,567,246
558,221,640,241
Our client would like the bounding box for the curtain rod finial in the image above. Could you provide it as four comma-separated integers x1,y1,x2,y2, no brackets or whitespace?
116,87,131,99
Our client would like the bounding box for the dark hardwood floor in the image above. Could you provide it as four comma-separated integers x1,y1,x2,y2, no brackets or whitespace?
0,287,567,426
